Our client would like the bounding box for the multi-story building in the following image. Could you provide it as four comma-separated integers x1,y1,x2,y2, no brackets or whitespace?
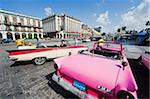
81,24,93,38
0,9,43,41
42,14,101,39
42,14,83,39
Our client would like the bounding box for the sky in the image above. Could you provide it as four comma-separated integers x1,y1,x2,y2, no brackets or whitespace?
0,0,150,33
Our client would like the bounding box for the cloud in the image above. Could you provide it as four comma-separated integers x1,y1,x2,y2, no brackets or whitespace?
96,11,110,26
96,11,111,32
44,7,53,16
116,0,150,31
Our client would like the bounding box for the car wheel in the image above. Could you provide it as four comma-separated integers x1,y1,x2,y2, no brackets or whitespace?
117,91,134,99
33,57,46,65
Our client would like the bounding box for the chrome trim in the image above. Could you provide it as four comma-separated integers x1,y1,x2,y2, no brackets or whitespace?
52,74,96,99
8,56,18,61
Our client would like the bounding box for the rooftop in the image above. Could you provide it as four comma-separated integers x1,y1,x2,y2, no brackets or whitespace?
0,9,41,20
42,14,81,22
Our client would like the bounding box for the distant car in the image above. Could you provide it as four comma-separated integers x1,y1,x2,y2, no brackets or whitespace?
1,38,12,43
138,51,150,70
90,37,102,41
52,42,138,99
82,38,91,42
6,44,88,65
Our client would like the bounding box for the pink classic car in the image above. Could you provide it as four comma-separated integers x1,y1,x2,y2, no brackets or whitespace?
52,42,138,99
138,51,150,70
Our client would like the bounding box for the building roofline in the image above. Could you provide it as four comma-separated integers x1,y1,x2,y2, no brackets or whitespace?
42,14,81,22
0,9,41,20
42,15,57,21
62,14,81,22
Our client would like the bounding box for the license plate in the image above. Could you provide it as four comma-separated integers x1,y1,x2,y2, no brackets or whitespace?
73,80,86,91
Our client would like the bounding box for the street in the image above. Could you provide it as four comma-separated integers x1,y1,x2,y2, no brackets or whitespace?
0,41,149,99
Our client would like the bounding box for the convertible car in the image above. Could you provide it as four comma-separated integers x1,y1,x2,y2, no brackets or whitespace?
6,44,87,65
52,42,138,99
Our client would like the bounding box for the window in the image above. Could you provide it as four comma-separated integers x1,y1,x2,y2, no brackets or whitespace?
13,16,17,25
20,17,24,26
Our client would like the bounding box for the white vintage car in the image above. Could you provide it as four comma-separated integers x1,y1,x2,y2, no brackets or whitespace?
7,45,87,65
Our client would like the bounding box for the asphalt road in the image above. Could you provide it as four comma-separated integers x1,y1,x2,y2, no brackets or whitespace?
0,42,149,99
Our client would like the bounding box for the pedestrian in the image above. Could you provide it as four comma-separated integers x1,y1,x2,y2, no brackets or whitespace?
36,38,40,46
74,37,78,45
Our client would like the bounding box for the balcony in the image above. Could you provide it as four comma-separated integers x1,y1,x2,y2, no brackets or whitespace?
12,22,19,26
4,21,11,26
6,26,12,31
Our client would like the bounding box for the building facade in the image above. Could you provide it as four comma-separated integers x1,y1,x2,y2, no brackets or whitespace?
0,9,43,41
43,15,91,39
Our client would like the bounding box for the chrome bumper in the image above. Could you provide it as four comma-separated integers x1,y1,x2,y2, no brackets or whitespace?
52,74,96,99
7,56,18,61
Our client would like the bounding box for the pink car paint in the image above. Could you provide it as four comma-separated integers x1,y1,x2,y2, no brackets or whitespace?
139,52,150,70
52,42,138,99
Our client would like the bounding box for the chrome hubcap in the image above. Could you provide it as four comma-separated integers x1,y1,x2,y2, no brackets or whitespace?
34,57,45,65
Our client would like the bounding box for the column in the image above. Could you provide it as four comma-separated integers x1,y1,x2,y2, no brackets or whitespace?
32,33,34,39
41,33,43,39
37,33,39,39
26,33,28,39
2,31,7,39
12,32,16,41
20,32,22,39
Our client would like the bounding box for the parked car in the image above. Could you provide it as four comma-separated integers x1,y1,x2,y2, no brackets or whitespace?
0,38,12,43
6,44,87,65
90,37,102,41
138,51,150,70
82,38,91,42
52,42,138,99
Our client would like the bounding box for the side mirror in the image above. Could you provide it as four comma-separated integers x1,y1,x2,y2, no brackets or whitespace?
122,61,128,70
69,52,72,56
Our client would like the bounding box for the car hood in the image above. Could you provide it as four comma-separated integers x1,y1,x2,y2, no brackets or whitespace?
58,54,123,91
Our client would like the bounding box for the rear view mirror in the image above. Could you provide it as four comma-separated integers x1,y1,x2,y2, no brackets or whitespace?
122,61,128,67
122,61,128,70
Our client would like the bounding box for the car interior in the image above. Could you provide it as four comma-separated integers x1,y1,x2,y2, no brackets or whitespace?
80,49,122,60
91,49,122,60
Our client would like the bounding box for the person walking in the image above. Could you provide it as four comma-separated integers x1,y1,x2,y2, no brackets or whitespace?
36,38,40,46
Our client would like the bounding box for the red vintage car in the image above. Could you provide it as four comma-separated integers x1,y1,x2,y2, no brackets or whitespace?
51,42,138,99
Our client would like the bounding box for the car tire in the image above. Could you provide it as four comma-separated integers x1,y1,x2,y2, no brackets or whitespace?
117,91,134,99
33,57,46,65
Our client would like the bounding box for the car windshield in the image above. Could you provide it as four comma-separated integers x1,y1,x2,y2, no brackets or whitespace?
96,42,122,50
80,49,122,60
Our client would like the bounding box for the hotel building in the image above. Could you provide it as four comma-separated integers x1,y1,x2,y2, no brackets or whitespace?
0,9,43,41
42,14,94,39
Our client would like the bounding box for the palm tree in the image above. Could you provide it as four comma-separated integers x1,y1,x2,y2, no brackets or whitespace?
117,28,121,33
146,21,150,26
122,26,126,31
